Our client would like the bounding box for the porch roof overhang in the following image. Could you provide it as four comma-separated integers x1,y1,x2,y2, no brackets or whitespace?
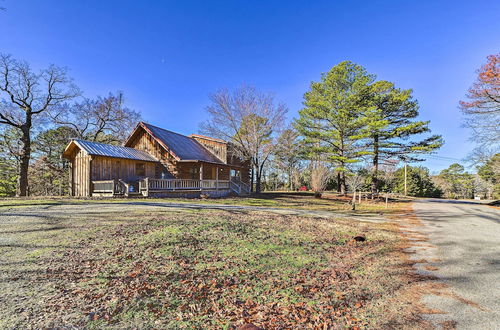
62,139,159,162
177,159,248,169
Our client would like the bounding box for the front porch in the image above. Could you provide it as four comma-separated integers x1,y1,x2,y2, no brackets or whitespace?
91,177,250,197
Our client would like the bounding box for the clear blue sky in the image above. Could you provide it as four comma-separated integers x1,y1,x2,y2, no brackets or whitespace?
1,0,499,172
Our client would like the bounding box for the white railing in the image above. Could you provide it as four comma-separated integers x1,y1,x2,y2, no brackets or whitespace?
93,178,236,196
217,181,230,189
230,177,250,195
140,178,231,196
230,180,241,195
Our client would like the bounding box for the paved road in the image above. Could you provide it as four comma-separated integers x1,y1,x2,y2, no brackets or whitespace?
412,199,500,329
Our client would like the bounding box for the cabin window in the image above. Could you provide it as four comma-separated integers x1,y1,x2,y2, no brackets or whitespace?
135,163,146,176
189,167,199,180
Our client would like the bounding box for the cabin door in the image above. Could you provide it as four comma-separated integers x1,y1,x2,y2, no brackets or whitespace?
112,160,121,180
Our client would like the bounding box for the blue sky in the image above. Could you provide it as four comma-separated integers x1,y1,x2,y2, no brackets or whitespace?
1,0,499,172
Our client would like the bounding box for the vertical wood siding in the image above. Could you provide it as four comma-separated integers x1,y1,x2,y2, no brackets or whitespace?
72,149,92,197
190,136,227,163
127,128,177,177
91,156,156,182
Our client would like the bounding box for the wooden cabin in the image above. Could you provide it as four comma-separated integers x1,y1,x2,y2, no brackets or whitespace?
62,122,251,197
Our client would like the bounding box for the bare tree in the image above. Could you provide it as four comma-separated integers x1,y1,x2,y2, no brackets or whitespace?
0,54,79,196
460,54,500,156
51,92,140,144
274,126,303,191
310,160,330,198
346,168,365,208
201,85,287,193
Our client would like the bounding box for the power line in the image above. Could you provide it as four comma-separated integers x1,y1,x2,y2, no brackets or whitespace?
426,155,464,161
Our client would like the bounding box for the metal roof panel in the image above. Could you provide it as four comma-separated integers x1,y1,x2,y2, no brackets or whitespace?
142,123,224,164
73,139,158,162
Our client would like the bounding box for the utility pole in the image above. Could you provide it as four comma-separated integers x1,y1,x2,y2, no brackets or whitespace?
404,162,408,196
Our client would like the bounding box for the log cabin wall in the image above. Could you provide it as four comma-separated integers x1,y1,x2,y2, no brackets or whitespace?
190,136,227,163
127,127,177,177
175,162,231,180
71,149,92,197
176,162,198,179
240,167,251,184
218,166,230,180
91,156,156,182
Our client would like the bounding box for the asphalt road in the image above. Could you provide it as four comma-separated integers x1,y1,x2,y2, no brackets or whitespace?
412,199,500,329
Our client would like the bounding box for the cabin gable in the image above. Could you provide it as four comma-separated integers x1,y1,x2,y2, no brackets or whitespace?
125,126,178,178
189,134,227,164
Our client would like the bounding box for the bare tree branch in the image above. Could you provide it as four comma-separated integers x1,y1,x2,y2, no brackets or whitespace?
200,85,288,193
0,53,79,196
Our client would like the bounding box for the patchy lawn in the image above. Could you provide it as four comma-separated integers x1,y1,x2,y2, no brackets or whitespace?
0,202,424,329
0,191,409,215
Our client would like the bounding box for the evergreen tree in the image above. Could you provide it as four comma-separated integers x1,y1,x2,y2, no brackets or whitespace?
29,126,75,196
368,80,443,193
393,166,442,197
0,126,21,196
295,61,385,194
477,153,500,198
435,163,475,199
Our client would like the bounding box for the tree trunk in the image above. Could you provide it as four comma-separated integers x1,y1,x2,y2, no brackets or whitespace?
337,172,341,193
255,163,266,194
17,123,31,197
371,135,379,194
250,166,254,193
340,171,346,195
255,168,261,194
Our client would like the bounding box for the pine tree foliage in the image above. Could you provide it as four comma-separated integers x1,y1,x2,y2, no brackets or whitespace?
295,61,386,194
368,80,443,192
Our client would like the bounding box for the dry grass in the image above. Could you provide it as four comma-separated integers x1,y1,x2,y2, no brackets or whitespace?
0,205,426,329
0,191,410,216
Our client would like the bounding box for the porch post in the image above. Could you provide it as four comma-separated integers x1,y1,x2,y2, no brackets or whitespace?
199,163,203,191
216,165,219,190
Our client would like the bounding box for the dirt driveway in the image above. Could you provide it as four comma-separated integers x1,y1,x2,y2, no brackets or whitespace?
412,199,500,329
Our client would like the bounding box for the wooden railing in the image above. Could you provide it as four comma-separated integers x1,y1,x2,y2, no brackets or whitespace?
92,179,128,195
92,180,115,193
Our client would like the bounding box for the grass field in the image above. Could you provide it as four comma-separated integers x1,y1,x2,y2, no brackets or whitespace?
0,191,408,215
0,193,425,329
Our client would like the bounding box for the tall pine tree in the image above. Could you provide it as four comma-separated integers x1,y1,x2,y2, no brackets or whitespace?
295,61,385,194
368,81,443,193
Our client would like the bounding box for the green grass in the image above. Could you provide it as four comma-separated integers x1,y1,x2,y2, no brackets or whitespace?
0,204,422,328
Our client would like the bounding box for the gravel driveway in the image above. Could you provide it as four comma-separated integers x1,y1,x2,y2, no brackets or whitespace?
412,199,500,329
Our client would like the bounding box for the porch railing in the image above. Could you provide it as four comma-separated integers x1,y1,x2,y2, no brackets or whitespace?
91,179,127,195
92,178,237,196
92,180,115,193
230,177,250,195
140,178,231,196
